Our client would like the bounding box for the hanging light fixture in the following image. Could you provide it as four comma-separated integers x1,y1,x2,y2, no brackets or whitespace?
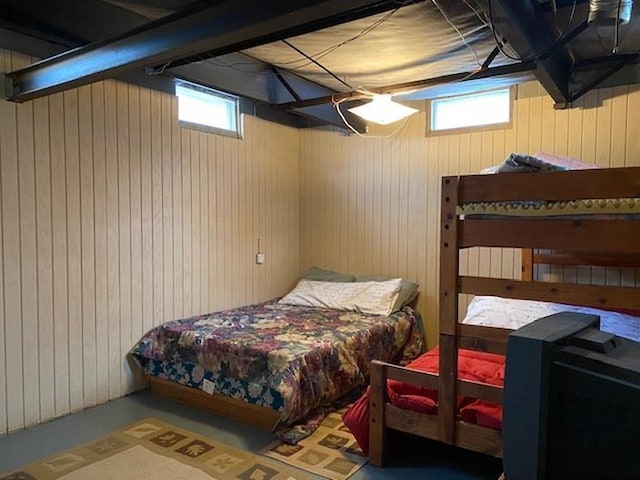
348,94,419,125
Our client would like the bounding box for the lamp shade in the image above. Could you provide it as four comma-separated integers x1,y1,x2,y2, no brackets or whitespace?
348,94,419,125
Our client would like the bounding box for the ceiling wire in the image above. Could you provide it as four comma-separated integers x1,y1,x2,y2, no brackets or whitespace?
461,0,490,27
272,1,424,73
430,0,483,67
613,0,622,53
202,1,413,73
282,39,355,90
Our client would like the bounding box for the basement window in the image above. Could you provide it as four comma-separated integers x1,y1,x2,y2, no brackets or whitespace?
429,88,511,134
176,82,242,138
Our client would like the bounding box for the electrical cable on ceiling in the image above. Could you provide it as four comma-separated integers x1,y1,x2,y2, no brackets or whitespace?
430,0,483,67
282,39,355,90
486,0,577,62
460,0,490,27
614,0,623,53
279,1,418,71
200,1,413,73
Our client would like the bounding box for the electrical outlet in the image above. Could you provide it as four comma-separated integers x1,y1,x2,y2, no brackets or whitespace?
202,378,215,395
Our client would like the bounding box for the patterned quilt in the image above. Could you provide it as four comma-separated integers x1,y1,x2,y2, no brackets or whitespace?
130,299,424,426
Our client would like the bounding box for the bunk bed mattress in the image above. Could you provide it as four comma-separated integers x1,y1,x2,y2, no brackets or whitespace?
342,346,504,453
462,296,640,342
458,198,640,218
130,299,424,426
386,346,504,427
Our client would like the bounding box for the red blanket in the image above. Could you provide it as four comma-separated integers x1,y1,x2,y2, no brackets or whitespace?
342,347,505,453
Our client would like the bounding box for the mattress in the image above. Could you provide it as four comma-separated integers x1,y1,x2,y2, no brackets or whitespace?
457,198,640,218
130,299,425,427
342,346,504,454
462,296,640,342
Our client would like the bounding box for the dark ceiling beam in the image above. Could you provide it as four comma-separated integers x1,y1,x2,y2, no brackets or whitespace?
293,104,366,132
489,0,573,106
167,54,337,105
166,55,362,130
0,11,348,130
5,0,410,102
570,54,640,102
0,0,150,45
277,60,537,110
0,16,176,95
537,0,589,10
0,25,69,58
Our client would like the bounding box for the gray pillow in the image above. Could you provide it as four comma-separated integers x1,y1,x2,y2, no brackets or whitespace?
301,266,356,282
355,275,419,312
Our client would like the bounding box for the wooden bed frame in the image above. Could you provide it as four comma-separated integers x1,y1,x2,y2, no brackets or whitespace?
369,166,640,466
145,375,281,430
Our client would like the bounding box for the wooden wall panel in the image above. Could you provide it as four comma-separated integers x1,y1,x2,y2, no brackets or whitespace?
0,49,300,435
300,81,640,347
4,44,640,436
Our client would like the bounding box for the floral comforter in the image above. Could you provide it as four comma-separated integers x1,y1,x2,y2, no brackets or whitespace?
130,299,424,426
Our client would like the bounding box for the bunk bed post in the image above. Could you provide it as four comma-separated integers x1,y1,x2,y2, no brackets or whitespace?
521,248,533,281
439,176,460,445
369,360,388,467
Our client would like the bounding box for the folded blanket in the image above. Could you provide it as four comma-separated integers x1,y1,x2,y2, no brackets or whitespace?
483,152,599,174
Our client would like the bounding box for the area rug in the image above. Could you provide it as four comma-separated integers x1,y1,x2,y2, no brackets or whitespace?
261,409,367,480
0,418,315,480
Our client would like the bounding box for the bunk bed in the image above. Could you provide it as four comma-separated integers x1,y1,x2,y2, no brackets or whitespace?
366,166,640,465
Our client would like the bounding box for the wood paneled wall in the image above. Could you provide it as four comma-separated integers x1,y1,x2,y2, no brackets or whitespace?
0,50,300,435
3,45,640,436
300,81,640,348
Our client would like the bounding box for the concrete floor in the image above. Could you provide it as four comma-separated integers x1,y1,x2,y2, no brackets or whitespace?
0,391,502,479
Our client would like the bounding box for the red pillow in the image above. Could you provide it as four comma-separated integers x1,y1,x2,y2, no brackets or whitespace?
342,387,372,454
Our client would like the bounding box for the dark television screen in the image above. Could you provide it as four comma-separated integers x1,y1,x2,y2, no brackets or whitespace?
502,312,640,480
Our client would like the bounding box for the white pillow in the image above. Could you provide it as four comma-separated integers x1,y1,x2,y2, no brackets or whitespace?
279,278,402,316
462,296,640,342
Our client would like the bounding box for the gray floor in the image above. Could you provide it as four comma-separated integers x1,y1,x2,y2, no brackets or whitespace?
0,391,502,479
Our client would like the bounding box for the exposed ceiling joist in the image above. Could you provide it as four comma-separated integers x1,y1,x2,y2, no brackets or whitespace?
167,53,336,105
490,0,573,106
1,0,150,44
277,60,537,110
167,54,364,130
5,0,409,102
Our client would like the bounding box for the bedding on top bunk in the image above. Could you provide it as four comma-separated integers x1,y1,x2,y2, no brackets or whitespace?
130,297,424,429
462,152,640,219
481,151,599,174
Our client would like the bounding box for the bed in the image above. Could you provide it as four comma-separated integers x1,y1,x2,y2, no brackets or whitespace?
129,275,425,433
361,165,640,466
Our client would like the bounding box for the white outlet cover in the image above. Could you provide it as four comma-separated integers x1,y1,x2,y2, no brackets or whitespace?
202,378,215,395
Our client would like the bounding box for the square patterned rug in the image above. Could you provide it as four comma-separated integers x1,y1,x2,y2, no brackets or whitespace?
0,418,315,480
261,410,367,480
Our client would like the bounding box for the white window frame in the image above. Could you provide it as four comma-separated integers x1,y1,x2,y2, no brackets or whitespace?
427,87,513,136
176,82,242,138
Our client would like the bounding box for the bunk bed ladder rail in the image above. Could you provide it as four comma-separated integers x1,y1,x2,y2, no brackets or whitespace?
439,176,460,445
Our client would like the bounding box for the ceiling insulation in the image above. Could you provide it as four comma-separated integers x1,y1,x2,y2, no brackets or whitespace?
242,2,511,94
4,0,640,127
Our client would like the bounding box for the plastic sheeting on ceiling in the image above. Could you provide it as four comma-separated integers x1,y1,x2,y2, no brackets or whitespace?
241,2,512,94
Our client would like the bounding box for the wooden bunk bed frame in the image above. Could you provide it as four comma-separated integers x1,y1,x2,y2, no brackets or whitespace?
369,166,640,466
